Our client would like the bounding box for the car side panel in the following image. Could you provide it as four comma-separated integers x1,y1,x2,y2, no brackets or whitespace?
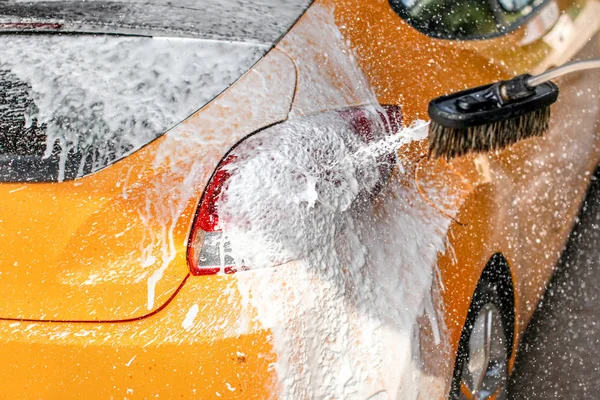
328,0,600,374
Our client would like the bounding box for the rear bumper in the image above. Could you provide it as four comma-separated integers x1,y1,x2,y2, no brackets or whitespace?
0,257,452,399
0,274,274,399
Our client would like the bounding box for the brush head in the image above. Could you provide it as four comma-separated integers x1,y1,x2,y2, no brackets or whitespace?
428,75,559,159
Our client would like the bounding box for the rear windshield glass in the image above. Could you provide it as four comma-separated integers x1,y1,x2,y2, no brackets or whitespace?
0,1,313,182
0,0,314,42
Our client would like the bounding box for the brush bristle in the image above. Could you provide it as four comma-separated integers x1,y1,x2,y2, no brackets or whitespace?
428,107,551,159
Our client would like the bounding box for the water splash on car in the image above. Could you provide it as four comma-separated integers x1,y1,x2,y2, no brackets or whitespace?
215,4,457,398
139,3,460,397
221,115,453,398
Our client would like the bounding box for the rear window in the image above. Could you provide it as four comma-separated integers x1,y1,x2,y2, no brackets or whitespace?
0,1,313,182
0,0,314,42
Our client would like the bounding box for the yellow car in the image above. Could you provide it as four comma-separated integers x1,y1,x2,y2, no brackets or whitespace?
0,0,599,398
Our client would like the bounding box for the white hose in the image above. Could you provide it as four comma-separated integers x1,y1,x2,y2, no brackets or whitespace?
528,58,600,86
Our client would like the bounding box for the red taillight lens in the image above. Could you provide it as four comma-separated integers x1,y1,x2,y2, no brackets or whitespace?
196,155,235,232
187,105,402,276
339,105,402,143
338,105,403,195
187,155,239,275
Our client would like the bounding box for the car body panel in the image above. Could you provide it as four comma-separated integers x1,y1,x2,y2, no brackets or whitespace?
0,273,274,399
330,0,600,372
0,48,296,320
0,0,599,397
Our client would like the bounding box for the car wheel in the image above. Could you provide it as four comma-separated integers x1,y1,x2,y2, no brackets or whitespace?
450,282,510,400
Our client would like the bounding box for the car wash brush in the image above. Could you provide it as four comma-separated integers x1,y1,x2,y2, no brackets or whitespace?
428,58,600,160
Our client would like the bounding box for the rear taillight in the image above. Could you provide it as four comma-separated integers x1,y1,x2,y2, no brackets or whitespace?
187,105,402,276
196,155,236,232
187,155,241,276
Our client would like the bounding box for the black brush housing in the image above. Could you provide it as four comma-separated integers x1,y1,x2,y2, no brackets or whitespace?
428,74,559,159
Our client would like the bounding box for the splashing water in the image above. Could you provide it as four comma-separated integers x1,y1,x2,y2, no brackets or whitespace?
218,113,431,269
212,3,455,397
132,2,456,396
219,112,452,398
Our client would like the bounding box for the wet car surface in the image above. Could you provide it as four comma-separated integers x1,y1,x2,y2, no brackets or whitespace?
1,0,600,398
510,167,600,398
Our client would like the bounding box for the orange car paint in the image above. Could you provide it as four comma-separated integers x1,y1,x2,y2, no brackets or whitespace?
0,0,599,397
0,49,296,321
331,0,600,375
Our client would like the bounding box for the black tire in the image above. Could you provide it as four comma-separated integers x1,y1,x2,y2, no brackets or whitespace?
449,279,513,399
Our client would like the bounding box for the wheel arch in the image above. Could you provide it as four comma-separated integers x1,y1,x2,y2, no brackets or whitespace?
477,253,516,361
448,252,517,399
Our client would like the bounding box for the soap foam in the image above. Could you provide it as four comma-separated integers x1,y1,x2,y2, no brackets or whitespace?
225,117,453,398
221,4,456,397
